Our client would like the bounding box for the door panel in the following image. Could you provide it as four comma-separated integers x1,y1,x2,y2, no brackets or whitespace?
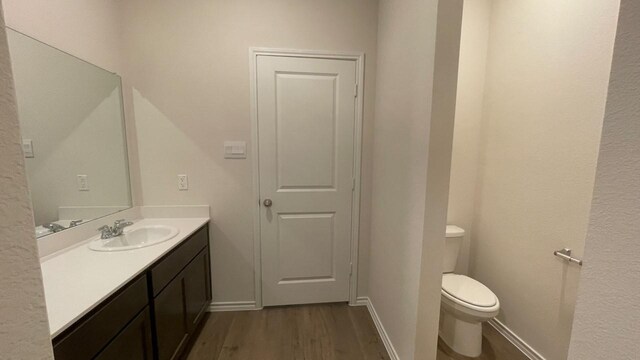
276,73,338,190
277,213,336,282
154,277,188,360
257,55,357,306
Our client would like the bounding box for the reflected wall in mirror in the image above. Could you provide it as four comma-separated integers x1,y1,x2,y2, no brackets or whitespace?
7,29,132,238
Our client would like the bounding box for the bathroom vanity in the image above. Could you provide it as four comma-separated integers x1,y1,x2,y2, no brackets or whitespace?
6,21,214,360
42,218,211,360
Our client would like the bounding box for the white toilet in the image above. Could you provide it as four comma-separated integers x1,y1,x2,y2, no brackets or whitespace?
439,225,500,358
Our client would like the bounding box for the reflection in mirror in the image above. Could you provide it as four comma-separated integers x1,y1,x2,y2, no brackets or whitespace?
6,29,132,238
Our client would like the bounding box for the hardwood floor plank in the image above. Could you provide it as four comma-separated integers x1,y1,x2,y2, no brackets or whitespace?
322,303,365,360
297,304,336,360
347,306,390,360
187,303,392,360
186,303,536,360
216,311,260,359
185,312,234,360
266,306,303,360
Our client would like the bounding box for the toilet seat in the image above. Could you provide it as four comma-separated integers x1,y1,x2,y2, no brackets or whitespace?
441,274,499,313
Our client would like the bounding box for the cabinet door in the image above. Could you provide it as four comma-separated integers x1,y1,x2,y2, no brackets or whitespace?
94,307,153,360
154,277,189,360
184,249,212,333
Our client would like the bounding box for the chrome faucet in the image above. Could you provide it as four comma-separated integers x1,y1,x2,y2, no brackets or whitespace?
98,219,134,239
43,222,66,233
69,219,83,227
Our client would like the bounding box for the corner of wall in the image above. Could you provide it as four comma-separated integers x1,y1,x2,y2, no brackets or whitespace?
414,0,464,359
0,3,54,357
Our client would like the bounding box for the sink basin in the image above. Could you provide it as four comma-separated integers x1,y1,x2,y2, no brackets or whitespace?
89,225,179,252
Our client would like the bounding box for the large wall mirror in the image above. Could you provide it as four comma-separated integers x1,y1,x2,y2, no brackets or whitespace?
7,29,132,238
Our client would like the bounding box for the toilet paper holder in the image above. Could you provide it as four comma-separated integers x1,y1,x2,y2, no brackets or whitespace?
553,248,583,266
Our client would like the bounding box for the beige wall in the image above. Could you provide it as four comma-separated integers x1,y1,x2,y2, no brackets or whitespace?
449,0,620,358
446,0,491,275
367,0,458,358
119,0,379,303
2,0,122,73
568,0,640,358
415,0,464,359
0,4,53,358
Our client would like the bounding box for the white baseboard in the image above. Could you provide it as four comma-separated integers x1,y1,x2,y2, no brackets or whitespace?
358,297,400,360
353,296,369,306
208,301,262,312
488,319,546,360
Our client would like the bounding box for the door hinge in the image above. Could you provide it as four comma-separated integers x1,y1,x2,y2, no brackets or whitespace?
352,178,356,191
350,262,353,276
354,83,358,98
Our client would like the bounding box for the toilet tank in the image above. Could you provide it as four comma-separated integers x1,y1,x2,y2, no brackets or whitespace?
443,225,465,273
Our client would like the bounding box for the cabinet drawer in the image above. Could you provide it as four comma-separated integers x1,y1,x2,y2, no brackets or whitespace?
151,225,208,296
53,276,148,360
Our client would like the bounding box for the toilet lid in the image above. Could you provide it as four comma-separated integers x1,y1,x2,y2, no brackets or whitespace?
441,274,497,308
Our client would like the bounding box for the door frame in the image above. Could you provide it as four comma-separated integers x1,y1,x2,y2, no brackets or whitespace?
249,48,365,308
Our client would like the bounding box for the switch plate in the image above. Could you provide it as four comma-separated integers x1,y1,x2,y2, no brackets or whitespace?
22,139,34,158
77,175,89,191
178,174,189,190
224,141,247,159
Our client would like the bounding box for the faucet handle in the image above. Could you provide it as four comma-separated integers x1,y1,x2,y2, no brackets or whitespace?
98,225,113,239
114,219,133,228
69,219,82,227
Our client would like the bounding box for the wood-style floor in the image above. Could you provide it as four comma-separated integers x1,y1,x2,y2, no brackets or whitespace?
186,303,390,360
186,303,527,360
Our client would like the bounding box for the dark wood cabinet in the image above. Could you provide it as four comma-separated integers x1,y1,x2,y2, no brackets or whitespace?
154,274,189,360
52,223,211,360
153,231,212,360
184,250,211,333
94,307,154,360
52,276,149,360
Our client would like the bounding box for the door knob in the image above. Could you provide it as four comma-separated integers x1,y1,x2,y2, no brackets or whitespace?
263,199,273,207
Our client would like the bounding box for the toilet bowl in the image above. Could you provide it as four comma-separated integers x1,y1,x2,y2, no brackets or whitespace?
440,226,500,357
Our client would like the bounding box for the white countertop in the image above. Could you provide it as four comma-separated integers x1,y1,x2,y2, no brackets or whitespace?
40,217,209,337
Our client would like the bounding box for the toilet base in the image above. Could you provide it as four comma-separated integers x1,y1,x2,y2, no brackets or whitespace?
439,309,483,357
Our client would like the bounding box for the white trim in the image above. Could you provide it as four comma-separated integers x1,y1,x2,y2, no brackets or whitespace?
249,48,263,309
488,319,546,360
358,297,399,360
249,48,366,307
349,51,366,306
352,296,369,306
208,301,262,312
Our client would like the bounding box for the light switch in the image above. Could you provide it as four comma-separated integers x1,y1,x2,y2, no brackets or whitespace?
178,174,189,190
77,175,89,191
22,139,34,158
224,141,247,159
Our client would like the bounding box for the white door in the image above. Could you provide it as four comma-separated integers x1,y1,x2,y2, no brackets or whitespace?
256,55,357,306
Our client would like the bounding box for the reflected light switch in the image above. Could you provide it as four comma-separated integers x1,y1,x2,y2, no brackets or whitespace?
22,139,34,158
224,141,247,159
77,175,89,191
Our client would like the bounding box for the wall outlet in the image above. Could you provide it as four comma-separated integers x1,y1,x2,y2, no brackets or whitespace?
178,174,189,190
77,175,89,191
